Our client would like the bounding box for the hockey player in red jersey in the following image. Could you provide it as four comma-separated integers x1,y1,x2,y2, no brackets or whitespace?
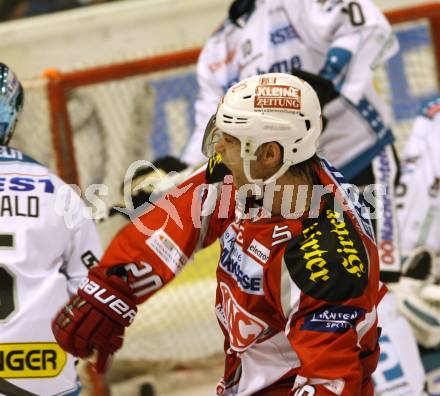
181,0,401,283
52,73,382,395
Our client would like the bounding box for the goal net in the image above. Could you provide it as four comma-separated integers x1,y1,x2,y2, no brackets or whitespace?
11,1,440,389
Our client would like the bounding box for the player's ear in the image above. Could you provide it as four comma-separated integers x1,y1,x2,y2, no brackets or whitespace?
258,142,283,168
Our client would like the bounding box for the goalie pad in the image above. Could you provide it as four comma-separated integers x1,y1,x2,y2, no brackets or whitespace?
391,246,440,349
395,286,440,349
374,292,427,395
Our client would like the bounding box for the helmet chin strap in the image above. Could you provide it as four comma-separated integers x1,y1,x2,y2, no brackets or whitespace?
242,157,293,189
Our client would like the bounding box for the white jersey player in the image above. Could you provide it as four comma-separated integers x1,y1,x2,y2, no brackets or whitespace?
0,64,102,396
393,97,440,395
182,0,401,281
397,96,440,258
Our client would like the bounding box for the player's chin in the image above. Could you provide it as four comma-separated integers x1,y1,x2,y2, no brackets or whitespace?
222,158,241,173
232,175,247,190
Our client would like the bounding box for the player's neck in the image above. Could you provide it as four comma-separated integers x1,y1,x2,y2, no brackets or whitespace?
261,172,314,217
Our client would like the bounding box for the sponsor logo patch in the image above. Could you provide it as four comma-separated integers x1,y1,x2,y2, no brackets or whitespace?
301,305,365,333
374,148,399,273
270,24,299,46
0,175,54,193
79,277,137,325
247,239,270,264
284,205,369,302
254,84,301,110
218,282,268,351
220,226,264,294
0,343,67,378
146,229,188,274
300,209,367,283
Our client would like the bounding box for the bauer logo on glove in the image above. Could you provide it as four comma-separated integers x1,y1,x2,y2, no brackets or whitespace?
51,266,138,373
78,277,137,326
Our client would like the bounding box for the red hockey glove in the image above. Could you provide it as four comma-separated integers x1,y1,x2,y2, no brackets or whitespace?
52,266,137,373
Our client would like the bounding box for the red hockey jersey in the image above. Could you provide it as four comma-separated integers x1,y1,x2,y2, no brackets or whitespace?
101,157,382,395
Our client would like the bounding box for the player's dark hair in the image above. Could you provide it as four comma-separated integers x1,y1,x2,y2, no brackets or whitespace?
275,143,320,184
288,154,321,185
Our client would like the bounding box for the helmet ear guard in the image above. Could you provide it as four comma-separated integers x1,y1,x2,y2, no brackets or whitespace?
214,72,322,185
0,63,24,146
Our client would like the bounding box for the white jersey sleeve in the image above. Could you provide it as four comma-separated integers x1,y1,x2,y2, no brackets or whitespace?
0,146,102,396
284,0,398,103
397,96,440,256
56,181,102,295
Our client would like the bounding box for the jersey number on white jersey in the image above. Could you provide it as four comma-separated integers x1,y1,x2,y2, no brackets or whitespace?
0,233,17,322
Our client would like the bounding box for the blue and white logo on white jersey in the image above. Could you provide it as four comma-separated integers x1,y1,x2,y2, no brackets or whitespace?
270,24,299,46
0,176,54,194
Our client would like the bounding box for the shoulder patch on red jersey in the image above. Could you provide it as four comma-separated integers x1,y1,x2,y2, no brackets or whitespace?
420,96,440,120
284,204,369,302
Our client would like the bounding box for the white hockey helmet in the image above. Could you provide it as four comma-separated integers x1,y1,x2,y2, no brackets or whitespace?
210,73,322,184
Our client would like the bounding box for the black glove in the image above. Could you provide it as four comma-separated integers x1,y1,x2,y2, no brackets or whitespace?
109,155,188,218
229,0,256,26
291,68,339,108
290,68,340,132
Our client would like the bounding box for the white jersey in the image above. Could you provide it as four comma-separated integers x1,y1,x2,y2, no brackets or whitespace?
0,147,102,396
397,96,440,257
181,0,398,180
